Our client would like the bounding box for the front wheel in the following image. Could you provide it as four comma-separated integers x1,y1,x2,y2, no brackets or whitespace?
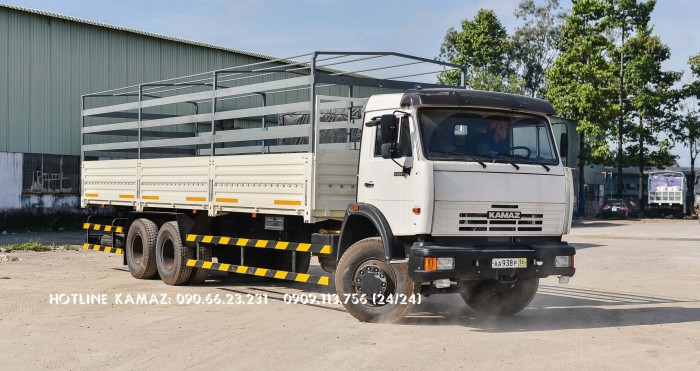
461,277,539,316
335,237,419,323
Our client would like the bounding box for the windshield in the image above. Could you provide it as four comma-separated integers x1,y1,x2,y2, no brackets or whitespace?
417,108,559,165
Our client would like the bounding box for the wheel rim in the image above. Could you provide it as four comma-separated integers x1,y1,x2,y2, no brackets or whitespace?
353,259,395,306
131,235,144,265
161,237,175,271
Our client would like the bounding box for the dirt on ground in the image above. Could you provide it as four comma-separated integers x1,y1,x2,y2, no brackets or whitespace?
0,219,699,369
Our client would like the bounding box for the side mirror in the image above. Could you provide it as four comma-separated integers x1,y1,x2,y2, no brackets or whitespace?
380,114,399,143
381,142,402,159
559,132,569,157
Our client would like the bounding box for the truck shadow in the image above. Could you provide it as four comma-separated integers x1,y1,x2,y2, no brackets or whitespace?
401,284,700,331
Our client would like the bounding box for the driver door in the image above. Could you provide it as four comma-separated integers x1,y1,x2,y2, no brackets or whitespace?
357,115,414,235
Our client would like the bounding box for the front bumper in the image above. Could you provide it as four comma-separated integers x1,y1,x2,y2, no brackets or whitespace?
408,241,575,282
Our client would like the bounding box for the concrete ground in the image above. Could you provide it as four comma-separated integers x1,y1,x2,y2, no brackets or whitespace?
0,219,698,369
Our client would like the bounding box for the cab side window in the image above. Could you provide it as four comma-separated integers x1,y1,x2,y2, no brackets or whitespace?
374,117,412,157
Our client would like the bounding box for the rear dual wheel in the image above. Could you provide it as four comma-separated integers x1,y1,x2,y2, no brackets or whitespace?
125,219,158,279
155,221,193,286
126,219,208,285
100,234,123,249
188,243,212,285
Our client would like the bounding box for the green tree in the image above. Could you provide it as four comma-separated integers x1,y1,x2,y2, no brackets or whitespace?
616,25,681,207
620,140,677,168
438,9,522,92
687,53,700,98
546,0,618,213
671,54,700,212
548,0,678,211
511,0,568,97
605,0,659,198
671,108,700,210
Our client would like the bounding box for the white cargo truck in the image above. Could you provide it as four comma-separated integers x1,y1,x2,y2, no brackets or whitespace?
694,173,700,219
647,171,686,218
80,52,576,322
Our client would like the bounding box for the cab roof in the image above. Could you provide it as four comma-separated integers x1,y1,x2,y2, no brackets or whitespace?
400,89,556,116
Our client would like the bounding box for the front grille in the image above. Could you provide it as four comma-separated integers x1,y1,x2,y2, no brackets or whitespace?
432,201,564,236
457,212,543,232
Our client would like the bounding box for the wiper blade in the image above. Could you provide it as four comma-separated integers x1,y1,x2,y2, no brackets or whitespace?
429,150,487,169
497,154,551,172
492,155,520,170
527,159,551,172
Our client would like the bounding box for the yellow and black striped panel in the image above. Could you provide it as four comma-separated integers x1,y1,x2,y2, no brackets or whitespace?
185,234,332,255
82,243,123,255
82,223,124,233
186,259,331,286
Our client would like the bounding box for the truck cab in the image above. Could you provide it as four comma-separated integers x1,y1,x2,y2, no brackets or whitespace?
335,88,575,321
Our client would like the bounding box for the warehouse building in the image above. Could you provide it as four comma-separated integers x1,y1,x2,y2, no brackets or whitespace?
0,3,285,215
1,3,602,227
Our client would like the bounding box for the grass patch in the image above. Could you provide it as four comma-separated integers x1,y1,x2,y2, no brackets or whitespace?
0,241,79,252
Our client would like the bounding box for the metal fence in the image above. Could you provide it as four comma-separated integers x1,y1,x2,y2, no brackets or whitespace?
81,52,465,160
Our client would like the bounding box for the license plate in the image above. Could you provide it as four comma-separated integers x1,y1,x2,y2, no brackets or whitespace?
612,206,618,211
492,258,527,269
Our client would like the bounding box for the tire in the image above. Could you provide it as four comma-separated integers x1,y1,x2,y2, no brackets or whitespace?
461,277,539,316
100,234,123,249
335,237,419,323
155,221,193,286
188,244,212,285
126,219,159,279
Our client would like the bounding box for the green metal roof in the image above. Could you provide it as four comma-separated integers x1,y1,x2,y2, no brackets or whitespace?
0,2,281,62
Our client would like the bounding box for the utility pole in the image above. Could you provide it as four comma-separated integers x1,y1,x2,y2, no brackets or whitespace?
638,117,645,210
616,13,626,199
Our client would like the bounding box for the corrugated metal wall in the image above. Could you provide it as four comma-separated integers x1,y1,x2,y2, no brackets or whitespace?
0,6,267,156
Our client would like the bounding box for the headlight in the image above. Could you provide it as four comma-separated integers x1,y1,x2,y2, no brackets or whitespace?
424,257,455,271
555,256,572,268
437,257,455,270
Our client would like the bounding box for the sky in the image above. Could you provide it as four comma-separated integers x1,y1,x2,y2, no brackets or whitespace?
3,0,699,164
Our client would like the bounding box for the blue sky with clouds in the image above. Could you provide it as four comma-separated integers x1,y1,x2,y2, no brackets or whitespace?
3,0,699,164
5,0,696,74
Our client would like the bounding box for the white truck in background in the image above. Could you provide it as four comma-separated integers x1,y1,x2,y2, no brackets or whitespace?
80,52,576,322
647,171,686,218
694,174,700,219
